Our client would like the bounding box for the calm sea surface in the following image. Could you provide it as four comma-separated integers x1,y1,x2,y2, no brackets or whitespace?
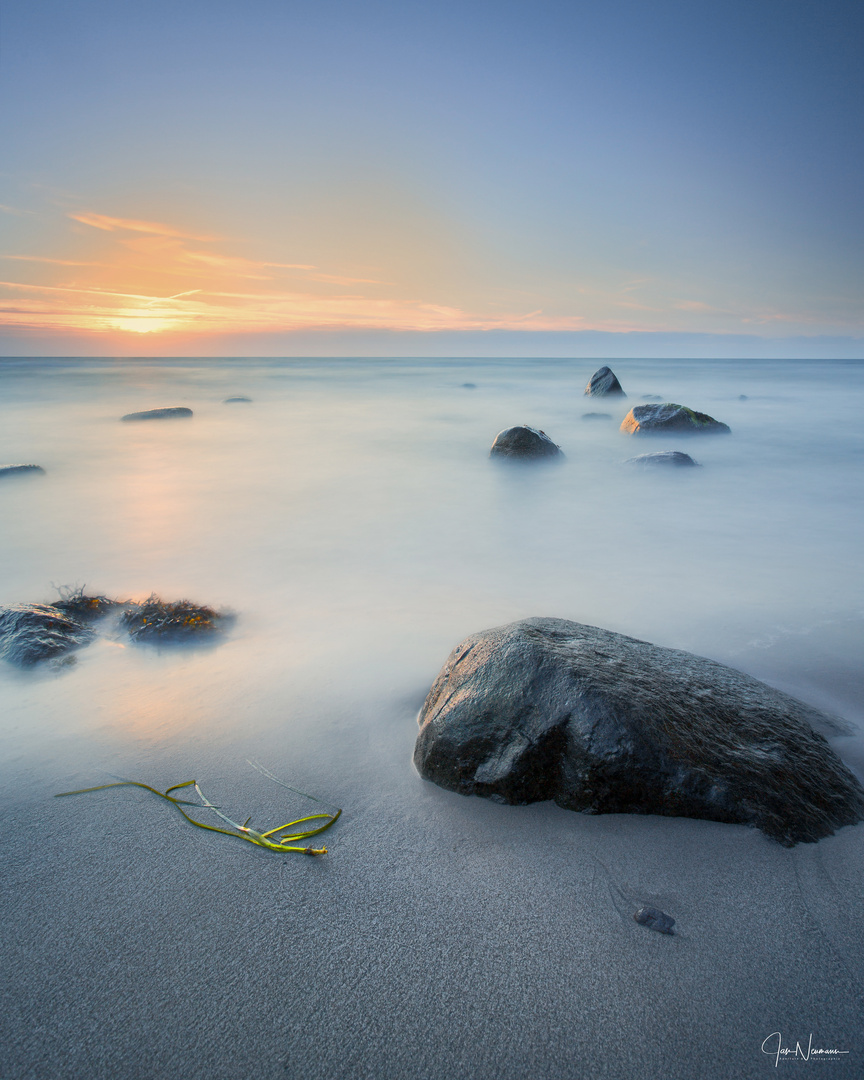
1,356,863,811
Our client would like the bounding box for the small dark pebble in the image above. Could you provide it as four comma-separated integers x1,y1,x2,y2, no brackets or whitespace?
223,396,252,403
634,906,675,934
581,412,612,421
121,407,193,421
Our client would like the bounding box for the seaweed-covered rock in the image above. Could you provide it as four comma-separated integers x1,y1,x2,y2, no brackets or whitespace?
0,604,95,666
490,426,563,461
621,403,730,436
120,596,228,642
584,366,626,397
626,451,700,468
1,464,45,478
121,407,193,421
414,618,864,845
52,589,120,622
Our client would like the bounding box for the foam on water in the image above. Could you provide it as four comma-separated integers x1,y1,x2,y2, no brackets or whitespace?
1,356,862,795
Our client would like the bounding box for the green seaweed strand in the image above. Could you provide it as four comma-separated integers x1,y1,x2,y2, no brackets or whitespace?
55,779,341,855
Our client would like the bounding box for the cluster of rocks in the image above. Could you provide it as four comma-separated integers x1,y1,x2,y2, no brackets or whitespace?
489,366,731,467
2,396,257,477
0,591,231,667
414,618,864,846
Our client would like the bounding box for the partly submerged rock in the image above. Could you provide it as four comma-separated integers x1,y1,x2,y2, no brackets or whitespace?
413,618,864,845
581,412,612,421
0,604,96,666
0,464,45,478
461,383,477,389
120,595,229,642
621,403,730,436
584,366,626,397
121,407,193,421
223,396,252,404
634,906,675,934
626,451,700,468
490,426,563,461
52,589,121,622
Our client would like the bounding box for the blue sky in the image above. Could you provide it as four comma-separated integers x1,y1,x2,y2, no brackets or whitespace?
1,0,862,355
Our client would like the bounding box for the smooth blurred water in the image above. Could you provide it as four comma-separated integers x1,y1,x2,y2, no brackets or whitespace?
1,356,862,803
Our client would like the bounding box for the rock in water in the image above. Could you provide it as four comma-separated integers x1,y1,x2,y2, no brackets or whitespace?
621,403,730,436
490,426,563,460
413,618,864,845
626,451,700,468
584,366,626,397
52,590,120,622
634,906,675,934
0,604,95,666
121,407,193,421
0,464,45,478
581,412,612,421
120,596,228,642
223,396,252,403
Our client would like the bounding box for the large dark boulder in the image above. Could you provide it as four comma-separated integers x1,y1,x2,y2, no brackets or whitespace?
584,366,626,397
489,426,562,460
121,407,193,421
0,464,45,478
0,604,95,666
625,451,700,468
414,618,864,845
621,403,730,436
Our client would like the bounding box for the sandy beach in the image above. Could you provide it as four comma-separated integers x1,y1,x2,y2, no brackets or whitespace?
2,696,862,1080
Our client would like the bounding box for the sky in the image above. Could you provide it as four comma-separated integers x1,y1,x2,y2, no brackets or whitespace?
1,0,862,357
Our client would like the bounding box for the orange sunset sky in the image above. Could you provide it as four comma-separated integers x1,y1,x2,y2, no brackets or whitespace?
2,0,862,357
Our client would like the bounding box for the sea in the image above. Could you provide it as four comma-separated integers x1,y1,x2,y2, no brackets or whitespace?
2,355,863,1080
1,356,862,803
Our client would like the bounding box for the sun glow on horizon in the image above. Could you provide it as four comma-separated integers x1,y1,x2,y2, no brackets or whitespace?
0,205,603,340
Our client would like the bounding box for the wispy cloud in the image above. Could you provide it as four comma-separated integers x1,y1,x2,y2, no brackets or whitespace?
69,211,218,242
0,254,111,268
0,203,37,218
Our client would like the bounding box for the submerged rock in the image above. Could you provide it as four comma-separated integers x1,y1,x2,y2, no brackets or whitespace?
121,407,193,421
490,426,563,460
413,618,864,845
461,383,477,389
581,412,612,421
634,906,675,934
621,403,730,436
626,451,700,468
120,595,229,642
223,396,252,404
0,604,95,666
584,366,626,397
0,464,45,478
